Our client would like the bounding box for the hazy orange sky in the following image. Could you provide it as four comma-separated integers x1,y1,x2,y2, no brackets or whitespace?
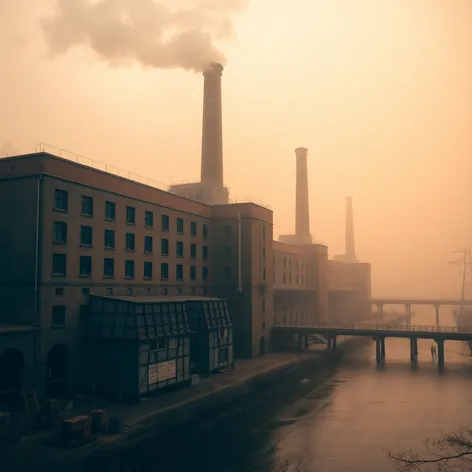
1,0,471,298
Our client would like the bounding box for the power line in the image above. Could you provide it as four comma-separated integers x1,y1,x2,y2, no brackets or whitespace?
449,248,472,301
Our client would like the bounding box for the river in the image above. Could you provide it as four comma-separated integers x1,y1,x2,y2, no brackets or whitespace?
57,308,472,472
257,308,472,472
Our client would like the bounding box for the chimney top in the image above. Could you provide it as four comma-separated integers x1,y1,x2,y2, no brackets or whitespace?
203,62,224,76
295,147,308,157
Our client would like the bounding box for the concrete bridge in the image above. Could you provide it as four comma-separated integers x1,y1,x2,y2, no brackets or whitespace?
370,298,472,325
272,322,472,366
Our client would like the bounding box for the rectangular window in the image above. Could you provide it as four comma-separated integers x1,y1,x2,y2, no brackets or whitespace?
161,238,169,256
144,261,153,279
203,224,209,240
190,221,197,236
190,265,197,280
55,287,64,296
82,287,90,295
145,210,154,227
224,224,232,237
176,264,183,281
125,260,135,278
190,243,197,259
52,254,66,276
81,196,93,216
126,206,136,225
161,262,169,280
54,189,68,211
161,214,170,231
104,229,115,249
176,241,184,257
79,255,92,277
52,221,67,244
203,246,209,259
104,258,115,277
176,218,184,234
80,225,93,246
202,266,209,281
105,201,116,221
126,233,135,251
52,306,66,327
144,236,153,253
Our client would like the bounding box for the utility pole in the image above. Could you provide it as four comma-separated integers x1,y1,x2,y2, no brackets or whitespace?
449,248,472,302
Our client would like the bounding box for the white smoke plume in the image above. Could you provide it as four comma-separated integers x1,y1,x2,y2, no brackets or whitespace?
41,0,247,72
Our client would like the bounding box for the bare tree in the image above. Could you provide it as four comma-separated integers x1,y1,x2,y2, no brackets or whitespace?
387,428,472,471
274,455,307,472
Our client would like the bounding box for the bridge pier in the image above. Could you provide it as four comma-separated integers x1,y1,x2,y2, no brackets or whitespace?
437,339,445,366
434,305,440,326
327,336,337,354
375,337,386,363
410,338,418,362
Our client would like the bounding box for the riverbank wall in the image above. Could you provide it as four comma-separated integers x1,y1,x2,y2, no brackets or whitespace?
5,335,371,472
58,336,371,470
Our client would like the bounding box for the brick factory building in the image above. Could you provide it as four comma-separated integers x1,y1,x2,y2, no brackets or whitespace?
0,62,371,403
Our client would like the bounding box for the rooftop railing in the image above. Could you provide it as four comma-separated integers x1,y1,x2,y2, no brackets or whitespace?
34,142,271,209
35,142,171,191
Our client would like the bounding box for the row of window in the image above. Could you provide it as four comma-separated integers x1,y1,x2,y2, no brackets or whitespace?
54,189,209,237
52,253,209,281
53,222,210,258
278,272,310,285
276,257,308,271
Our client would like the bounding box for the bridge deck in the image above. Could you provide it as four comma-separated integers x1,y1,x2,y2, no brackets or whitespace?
370,298,472,305
272,323,472,341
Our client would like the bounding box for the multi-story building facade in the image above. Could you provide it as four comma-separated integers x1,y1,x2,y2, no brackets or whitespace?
0,152,273,398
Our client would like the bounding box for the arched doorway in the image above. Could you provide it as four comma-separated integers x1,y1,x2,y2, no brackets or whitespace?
46,344,69,398
0,349,25,391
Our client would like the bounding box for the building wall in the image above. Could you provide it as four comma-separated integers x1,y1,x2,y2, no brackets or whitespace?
211,203,273,358
0,177,39,325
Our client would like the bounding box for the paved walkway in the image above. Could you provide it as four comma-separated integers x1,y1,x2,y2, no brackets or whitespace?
3,349,326,469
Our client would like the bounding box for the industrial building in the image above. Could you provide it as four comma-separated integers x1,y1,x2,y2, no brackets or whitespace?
0,62,371,408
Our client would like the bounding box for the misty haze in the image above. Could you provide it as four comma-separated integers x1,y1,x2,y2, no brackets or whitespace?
0,1,471,472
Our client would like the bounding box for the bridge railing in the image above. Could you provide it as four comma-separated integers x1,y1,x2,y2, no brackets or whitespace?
273,322,472,335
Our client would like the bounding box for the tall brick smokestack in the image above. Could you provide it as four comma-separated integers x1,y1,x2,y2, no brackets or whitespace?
200,62,224,186
345,196,357,261
295,147,311,244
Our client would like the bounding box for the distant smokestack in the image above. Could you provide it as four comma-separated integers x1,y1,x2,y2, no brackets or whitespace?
200,62,224,187
345,196,357,261
295,147,311,243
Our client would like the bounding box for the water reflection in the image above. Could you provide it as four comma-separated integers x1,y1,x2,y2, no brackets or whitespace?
261,309,472,472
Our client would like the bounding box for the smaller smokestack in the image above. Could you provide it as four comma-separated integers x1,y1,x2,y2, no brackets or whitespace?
345,196,357,261
295,147,311,244
200,62,224,187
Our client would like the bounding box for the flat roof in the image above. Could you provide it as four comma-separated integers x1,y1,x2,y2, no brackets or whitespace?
91,295,225,304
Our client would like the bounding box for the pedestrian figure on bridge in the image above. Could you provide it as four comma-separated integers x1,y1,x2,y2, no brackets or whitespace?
431,345,435,359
